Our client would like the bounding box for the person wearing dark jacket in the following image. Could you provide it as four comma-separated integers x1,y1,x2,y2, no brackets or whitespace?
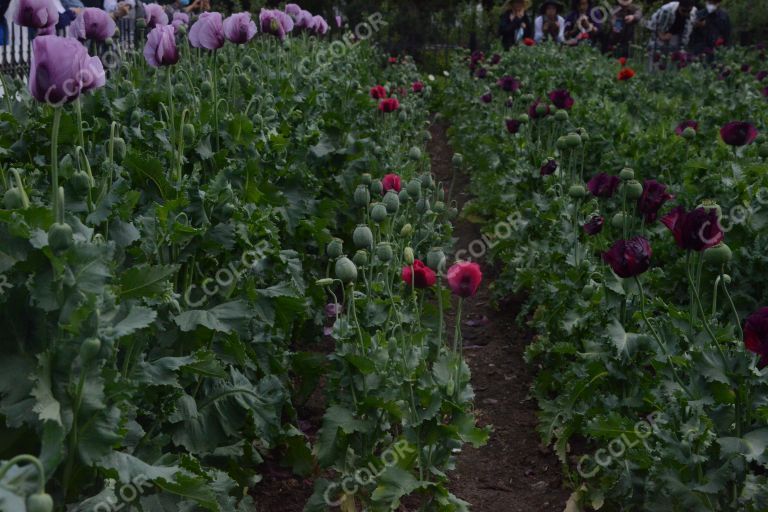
0,0,9,44
689,0,731,56
499,0,533,49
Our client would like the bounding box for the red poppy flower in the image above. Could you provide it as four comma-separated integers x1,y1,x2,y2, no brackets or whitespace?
523,37,535,46
617,67,636,81
661,206,724,251
637,180,674,223
402,259,436,289
378,98,400,113
490,53,501,65
745,308,768,367
446,261,482,298
577,32,590,40
618,57,627,66
388,56,397,64
602,237,652,278
715,37,725,47
412,81,424,93
370,85,387,99
382,173,401,193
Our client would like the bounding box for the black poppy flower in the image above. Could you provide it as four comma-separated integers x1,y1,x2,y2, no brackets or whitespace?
745,308,768,367
497,75,521,92
548,89,574,110
506,119,522,134
528,98,551,119
675,120,699,136
661,206,724,251
637,180,674,223
602,237,652,278
587,173,621,198
540,158,558,176
481,92,493,104
490,53,501,65
720,121,759,146
583,215,604,235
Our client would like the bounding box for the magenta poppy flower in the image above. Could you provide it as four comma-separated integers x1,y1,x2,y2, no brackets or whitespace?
587,173,621,198
583,215,604,235
382,173,401,193
260,8,294,41
480,92,492,104
172,12,189,29
29,35,105,106
370,85,387,99
14,0,58,31
223,12,257,44
548,89,574,110
540,158,558,176
325,302,342,317
675,120,699,136
602,237,652,278
470,50,484,64
497,75,520,92
143,3,168,29
506,119,522,134
720,121,758,146
189,12,225,50
661,206,723,251
745,308,768,367
528,98,551,119
68,8,116,42
412,81,424,93
144,24,179,67
637,180,674,223
402,259,437,289
378,98,399,113
446,261,482,298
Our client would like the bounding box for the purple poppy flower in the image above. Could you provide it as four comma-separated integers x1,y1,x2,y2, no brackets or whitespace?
506,119,522,134
143,24,179,67
284,3,301,17
223,12,257,44
587,173,621,198
497,75,520,92
583,215,604,235
29,35,105,106
143,3,168,29
661,206,723,251
717,68,732,80
602,237,652,278
13,0,58,31
293,9,313,29
309,15,329,36
325,303,342,317
490,53,501,65
480,92,492,104
540,158,558,176
189,12,225,50
741,64,752,73
762,86,768,98
757,71,768,82
745,308,768,367
68,7,116,42
172,12,189,29
470,50,484,64
548,89,574,110
475,67,488,79
675,120,699,136
720,121,759,146
637,180,674,223
260,8,294,41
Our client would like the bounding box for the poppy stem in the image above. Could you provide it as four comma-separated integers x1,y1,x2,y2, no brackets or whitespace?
50,108,62,216
453,297,464,398
720,269,743,342
0,455,46,494
686,261,728,367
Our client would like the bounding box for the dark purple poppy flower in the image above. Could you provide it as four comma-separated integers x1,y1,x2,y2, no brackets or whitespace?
653,52,662,63
497,75,521,92
540,158,558,176
745,308,768,367
506,119,522,134
583,215,604,235
587,173,621,198
718,68,732,80
602,237,652,278
528,98,551,119
661,206,724,251
637,180,674,223
143,3,168,29
481,92,492,103
490,53,501,65
470,50,484,64
742,64,752,73
476,67,488,79
720,121,759,146
762,86,768,98
548,89,574,110
757,71,768,82
675,120,699,136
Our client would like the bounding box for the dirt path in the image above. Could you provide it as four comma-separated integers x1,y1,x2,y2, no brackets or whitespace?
427,120,570,512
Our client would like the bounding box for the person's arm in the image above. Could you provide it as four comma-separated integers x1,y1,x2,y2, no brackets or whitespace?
524,15,534,39
682,9,696,47
557,15,565,43
534,15,544,42
721,12,731,46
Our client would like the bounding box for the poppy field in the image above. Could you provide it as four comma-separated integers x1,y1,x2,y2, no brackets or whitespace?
440,43,768,511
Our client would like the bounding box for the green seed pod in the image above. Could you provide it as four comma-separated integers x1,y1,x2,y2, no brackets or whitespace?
361,173,372,185
398,189,410,203
106,34,115,44
406,179,421,197
759,143,768,159
556,136,569,150
238,73,249,90
426,247,446,271
398,111,407,122
624,180,643,199
581,283,596,299
409,147,422,160
682,127,696,140
326,238,343,258
354,185,370,206
352,225,373,249
316,278,334,286
611,212,626,229
416,197,430,214
176,23,187,35
370,203,388,223
26,493,54,512
335,257,358,284
521,93,535,103
218,77,228,90
452,153,464,168
576,127,589,140
433,200,446,213
704,243,732,265
113,137,127,162
403,247,415,265
721,274,732,284
183,123,196,142
619,167,635,181
3,188,25,209
242,55,254,68
568,185,586,199
201,81,212,95
48,222,73,253
71,170,92,194
376,242,393,262
383,191,400,213
697,199,722,220
421,174,434,189
80,337,102,364
554,110,569,122
566,133,582,148
353,249,369,267
370,179,383,196
173,82,185,97
400,223,413,237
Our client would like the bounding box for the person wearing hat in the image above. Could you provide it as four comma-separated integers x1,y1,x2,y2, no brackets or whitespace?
499,0,534,50
535,0,565,44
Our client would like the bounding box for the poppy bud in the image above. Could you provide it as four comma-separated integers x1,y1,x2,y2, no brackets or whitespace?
183,123,196,142
581,283,596,299
398,111,407,122
433,201,446,213
353,249,369,267
80,337,102,364
447,206,459,219
242,55,254,68
71,170,92,194
568,185,586,198
409,147,422,160
566,133,582,148
361,173,372,185
383,191,400,213
421,174,434,189
404,247,415,265
48,222,73,253
398,189,410,203
353,225,373,249
401,223,413,236
576,127,589,140
370,203,388,223
373,145,384,156
437,186,445,201
426,247,446,271
612,212,626,229
354,185,370,206
335,257,358,284
26,493,54,512
201,81,212,95
327,238,343,258
704,243,732,265
619,167,635,181
176,23,187,35
452,153,464,167
136,17,147,28
521,93,535,103
3,188,25,209
555,110,569,122
416,197,430,214
407,179,421,197
315,278,334,286
519,114,530,124
370,179,383,195
556,136,569,150
377,242,393,262
624,180,643,199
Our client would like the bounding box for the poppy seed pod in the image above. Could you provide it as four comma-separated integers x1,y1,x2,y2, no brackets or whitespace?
406,179,421,197
335,257,358,284
400,223,413,236
447,206,459,219
426,247,446,271
519,113,530,124
421,174,434,189
759,143,768,158
398,189,410,203
555,110,569,122
611,212,626,229
576,127,589,140
682,126,696,140
416,197,430,214
556,136,569,150
624,180,644,199
404,247,415,265
370,179,383,195
433,201,446,213
704,243,732,265
353,249,369,267
376,242,393,262
370,203,388,223
409,147,422,160
565,133,582,148
619,167,635,181
361,173,372,185
383,191,400,213
326,238,343,258
568,185,586,199
353,225,373,248
354,185,370,206
697,200,722,220
80,337,101,364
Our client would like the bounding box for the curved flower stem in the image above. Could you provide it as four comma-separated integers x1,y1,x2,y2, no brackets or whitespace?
212,51,220,152
62,370,87,500
720,269,743,342
74,97,86,150
51,108,62,215
686,263,728,367
0,454,46,493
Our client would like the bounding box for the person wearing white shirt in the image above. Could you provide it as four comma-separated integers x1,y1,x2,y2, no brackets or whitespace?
534,0,566,43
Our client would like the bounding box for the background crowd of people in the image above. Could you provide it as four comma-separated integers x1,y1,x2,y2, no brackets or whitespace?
499,0,732,61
